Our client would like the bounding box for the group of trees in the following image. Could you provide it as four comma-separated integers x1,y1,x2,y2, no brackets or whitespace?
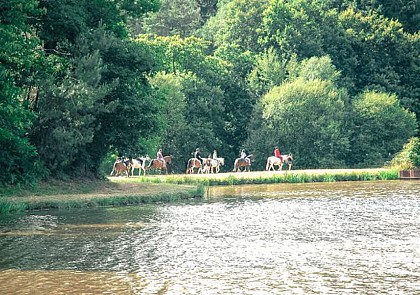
1,0,420,184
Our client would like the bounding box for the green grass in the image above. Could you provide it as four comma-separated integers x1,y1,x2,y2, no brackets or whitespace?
0,179,204,214
0,169,400,214
118,169,400,186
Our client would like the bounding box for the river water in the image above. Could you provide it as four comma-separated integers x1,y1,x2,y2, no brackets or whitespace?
0,181,419,294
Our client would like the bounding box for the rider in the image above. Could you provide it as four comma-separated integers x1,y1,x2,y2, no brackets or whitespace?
274,146,282,161
194,148,203,164
240,149,251,166
157,148,166,168
212,150,218,159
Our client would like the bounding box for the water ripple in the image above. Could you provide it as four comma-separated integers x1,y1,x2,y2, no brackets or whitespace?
0,181,419,294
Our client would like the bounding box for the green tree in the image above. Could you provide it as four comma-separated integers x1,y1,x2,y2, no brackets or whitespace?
351,91,417,167
30,47,112,177
248,56,350,169
28,0,161,178
201,0,269,52
142,0,202,37
262,79,350,168
248,47,287,97
390,137,420,170
148,72,189,172
137,34,255,168
0,0,44,184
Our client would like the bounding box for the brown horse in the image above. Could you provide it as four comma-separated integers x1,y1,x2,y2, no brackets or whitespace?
186,158,202,174
110,161,130,177
148,155,172,174
233,155,253,172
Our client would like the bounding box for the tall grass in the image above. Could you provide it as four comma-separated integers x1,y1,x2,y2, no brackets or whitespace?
119,169,400,186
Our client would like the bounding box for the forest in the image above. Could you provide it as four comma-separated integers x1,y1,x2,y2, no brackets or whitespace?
1,0,420,185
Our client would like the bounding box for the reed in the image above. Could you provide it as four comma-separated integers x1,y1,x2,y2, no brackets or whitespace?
116,169,400,186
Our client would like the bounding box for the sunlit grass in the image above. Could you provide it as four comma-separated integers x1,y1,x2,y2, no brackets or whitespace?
0,169,399,214
0,180,203,214
115,169,399,186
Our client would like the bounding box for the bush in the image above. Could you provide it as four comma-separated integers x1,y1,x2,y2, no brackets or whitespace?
390,137,420,170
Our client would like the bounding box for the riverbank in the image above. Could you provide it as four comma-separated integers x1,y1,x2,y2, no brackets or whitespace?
0,179,204,214
112,168,399,186
0,168,399,214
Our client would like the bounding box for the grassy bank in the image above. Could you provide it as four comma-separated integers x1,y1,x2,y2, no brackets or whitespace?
112,168,400,186
0,179,204,214
0,168,399,214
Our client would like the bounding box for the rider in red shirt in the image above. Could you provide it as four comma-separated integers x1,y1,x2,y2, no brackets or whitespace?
274,146,282,161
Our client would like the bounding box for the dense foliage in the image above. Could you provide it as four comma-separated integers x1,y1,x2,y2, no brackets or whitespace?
1,0,419,184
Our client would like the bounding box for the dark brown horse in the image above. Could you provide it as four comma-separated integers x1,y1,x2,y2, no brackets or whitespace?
233,155,253,172
148,155,172,174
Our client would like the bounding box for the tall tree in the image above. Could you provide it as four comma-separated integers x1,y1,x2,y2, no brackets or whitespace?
248,56,351,168
0,0,44,184
28,0,161,177
201,0,269,52
142,0,202,37
350,91,417,167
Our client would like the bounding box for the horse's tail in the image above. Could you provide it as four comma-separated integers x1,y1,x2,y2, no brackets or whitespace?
186,158,192,174
148,159,154,169
232,159,237,172
110,162,117,176
265,158,270,171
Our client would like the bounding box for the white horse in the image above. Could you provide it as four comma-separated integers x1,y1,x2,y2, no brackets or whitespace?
266,154,293,171
210,157,224,173
200,158,214,174
130,155,151,176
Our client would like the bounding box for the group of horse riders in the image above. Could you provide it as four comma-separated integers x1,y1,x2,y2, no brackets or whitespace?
110,148,171,177
110,145,293,176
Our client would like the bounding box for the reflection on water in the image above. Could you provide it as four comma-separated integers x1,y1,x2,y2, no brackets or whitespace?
1,181,420,294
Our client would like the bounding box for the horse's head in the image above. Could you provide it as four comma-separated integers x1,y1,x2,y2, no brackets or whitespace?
219,158,225,165
164,155,172,164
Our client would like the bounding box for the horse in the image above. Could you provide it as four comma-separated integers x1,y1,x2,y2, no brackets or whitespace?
283,154,294,171
233,155,253,172
148,155,172,174
266,154,294,171
201,158,213,174
110,157,131,177
186,158,209,174
130,155,151,176
186,158,200,174
209,157,224,173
